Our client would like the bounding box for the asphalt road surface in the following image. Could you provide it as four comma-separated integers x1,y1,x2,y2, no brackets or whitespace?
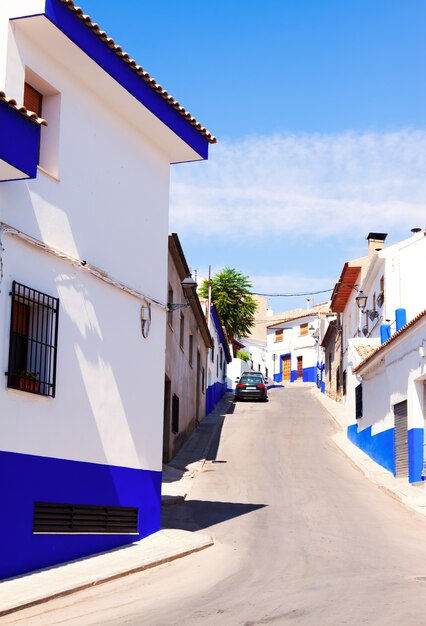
5,386,426,625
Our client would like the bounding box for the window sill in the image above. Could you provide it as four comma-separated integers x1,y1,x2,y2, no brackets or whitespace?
37,165,60,182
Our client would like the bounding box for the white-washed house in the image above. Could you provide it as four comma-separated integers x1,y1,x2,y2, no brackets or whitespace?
343,230,426,482
0,0,214,579
266,304,329,384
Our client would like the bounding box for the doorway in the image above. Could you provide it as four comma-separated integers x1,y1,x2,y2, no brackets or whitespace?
282,355,291,381
162,376,171,463
297,356,303,380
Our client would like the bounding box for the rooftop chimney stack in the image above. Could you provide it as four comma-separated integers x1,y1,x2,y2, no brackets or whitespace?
367,232,387,257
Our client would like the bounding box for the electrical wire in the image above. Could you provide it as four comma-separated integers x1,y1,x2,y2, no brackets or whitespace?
251,288,333,297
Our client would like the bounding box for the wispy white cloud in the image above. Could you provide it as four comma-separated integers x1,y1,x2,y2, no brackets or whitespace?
170,130,426,239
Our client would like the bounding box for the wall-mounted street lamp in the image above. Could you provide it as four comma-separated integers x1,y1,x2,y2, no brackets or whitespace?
355,290,368,311
167,274,198,311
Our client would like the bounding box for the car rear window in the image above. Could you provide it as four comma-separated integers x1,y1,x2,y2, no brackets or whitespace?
240,375,264,384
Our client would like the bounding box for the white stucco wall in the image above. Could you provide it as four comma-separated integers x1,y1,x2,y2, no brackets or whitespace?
0,7,202,474
0,235,166,471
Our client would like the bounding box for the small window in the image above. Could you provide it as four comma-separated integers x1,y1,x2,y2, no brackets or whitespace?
179,312,184,349
219,347,223,369
211,345,215,363
300,323,308,336
24,82,43,117
24,71,61,177
7,281,59,397
342,370,347,396
274,329,283,342
189,334,193,366
202,367,205,393
172,393,179,434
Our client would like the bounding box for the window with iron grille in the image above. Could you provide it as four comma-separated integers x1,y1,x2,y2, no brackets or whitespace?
33,502,138,534
7,281,59,397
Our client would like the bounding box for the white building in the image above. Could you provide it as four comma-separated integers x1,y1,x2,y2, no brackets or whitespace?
0,0,214,579
337,230,426,483
266,304,329,385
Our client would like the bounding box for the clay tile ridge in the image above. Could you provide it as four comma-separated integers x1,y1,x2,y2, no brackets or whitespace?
353,309,426,374
0,91,47,126
60,0,216,144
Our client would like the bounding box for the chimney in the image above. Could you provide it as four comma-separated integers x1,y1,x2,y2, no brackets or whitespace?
367,232,387,257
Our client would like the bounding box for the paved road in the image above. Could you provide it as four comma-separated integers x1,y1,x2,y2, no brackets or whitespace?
5,386,426,625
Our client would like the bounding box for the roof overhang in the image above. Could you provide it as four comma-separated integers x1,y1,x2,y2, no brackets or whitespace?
330,263,361,313
9,0,211,163
0,98,41,181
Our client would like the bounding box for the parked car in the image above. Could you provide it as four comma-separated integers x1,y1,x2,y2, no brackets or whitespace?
234,372,268,402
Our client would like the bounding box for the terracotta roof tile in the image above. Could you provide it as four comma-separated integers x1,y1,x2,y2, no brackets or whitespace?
353,342,380,361
353,309,426,373
0,91,47,126
60,0,216,144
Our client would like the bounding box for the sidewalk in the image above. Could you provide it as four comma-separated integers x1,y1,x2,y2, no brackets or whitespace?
0,394,233,617
312,387,426,516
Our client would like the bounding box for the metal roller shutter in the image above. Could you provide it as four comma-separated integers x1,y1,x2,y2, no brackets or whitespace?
394,400,408,478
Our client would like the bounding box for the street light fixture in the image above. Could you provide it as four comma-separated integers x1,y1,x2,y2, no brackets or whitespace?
167,274,198,311
355,290,368,311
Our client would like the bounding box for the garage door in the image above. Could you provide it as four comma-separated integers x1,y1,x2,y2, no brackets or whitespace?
394,400,408,478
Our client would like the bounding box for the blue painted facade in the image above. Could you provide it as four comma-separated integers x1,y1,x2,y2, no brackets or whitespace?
29,0,210,159
0,450,161,580
348,424,425,482
0,99,41,180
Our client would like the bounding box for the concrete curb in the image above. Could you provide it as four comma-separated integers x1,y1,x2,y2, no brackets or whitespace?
0,397,230,617
0,529,213,617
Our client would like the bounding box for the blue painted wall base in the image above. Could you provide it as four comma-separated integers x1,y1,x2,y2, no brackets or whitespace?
408,428,424,483
348,424,424,482
206,381,227,415
0,450,161,580
347,424,395,475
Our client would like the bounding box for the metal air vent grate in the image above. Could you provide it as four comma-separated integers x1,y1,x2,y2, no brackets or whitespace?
33,502,139,534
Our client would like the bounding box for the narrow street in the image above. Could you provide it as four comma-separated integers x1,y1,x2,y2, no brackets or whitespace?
6,386,426,626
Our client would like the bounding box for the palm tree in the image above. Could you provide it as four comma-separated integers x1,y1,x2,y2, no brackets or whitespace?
199,268,258,342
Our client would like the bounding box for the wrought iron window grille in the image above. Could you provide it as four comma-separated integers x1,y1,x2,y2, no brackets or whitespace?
6,281,59,397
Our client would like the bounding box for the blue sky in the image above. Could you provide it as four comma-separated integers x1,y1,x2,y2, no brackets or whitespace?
82,0,426,311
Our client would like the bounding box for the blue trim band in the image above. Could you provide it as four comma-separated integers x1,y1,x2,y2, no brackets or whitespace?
0,450,161,579
42,0,209,159
210,307,231,363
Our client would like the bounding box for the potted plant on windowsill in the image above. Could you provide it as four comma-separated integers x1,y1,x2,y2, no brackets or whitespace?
19,371,40,393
